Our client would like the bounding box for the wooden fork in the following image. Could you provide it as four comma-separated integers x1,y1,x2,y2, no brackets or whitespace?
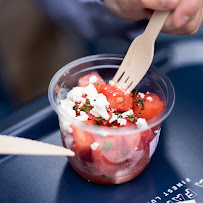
112,11,170,92
0,135,75,156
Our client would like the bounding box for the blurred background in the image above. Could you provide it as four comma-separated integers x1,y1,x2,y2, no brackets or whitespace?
0,0,86,118
0,0,131,120
0,0,203,120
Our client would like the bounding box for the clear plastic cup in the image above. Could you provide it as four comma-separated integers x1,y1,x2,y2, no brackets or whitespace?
48,54,175,184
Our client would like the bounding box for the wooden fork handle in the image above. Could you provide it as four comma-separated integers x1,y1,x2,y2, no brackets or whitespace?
0,135,75,156
144,11,170,41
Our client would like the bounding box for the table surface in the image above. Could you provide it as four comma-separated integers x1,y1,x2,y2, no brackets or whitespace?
0,65,203,203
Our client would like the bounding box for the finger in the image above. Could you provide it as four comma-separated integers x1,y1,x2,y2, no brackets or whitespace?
139,0,179,10
144,9,154,19
173,0,202,27
161,8,202,35
161,11,176,31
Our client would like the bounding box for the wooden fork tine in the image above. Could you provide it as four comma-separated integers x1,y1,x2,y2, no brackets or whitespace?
116,72,129,88
127,82,135,93
112,68,124,84
126,74,143,92
124,77,133,89
112,54,132,84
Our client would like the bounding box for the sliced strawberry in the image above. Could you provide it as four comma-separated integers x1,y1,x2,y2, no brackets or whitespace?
71,120,94,162
99,84,134,112
78,72,106,92
133,93,164,121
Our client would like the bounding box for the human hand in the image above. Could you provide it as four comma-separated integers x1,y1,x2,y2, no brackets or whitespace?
103,0,203,35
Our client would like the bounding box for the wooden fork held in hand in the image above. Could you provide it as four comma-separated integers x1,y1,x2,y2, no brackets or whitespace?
112,11,170,92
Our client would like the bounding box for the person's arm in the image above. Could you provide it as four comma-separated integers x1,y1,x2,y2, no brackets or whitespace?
103,0,203,35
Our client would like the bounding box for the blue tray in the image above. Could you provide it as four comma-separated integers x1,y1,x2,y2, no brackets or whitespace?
0,66,203,203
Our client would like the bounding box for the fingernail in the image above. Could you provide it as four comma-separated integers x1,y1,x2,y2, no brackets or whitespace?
177,15,189,27
162,0,178,8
